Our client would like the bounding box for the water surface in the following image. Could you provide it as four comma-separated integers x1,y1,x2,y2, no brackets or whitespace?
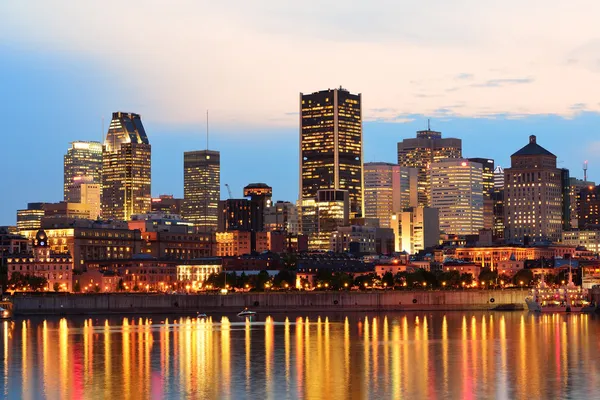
2,311,600,399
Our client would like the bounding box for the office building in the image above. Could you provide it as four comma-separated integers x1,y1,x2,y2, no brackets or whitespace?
218,199,252,232
16,203,46,232
244,183,272,232
569,178,596,228
215,231,268,256
469,158,495,230
504,135,564,243
397,127,462,207
363,163,417,228
64,141,103,202
183,150,220,231
492,189,505,239
43,201,93,220
392,207,439,254
299,87,363,225
430,159,484,235
579,185,600,228
151,195,184,215
101,112,151,221
494,166,505,189
264,201,299,234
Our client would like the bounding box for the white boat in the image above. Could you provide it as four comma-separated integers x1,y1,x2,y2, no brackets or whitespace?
237,309,256,317
196,313,208,318
525,270,593,313
0,307,10,319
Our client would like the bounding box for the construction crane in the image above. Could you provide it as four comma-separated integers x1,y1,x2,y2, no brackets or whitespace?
225,184,232,199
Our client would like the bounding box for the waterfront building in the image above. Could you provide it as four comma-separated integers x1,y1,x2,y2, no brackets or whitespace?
504,135,565,243
76,269,119,293
299,87,363,227
0,229,29,271
16,203,46,232
151,195,184,215
363,162,417,228
183,150,220,231
450,245,579,269
393,206,440,254
64,141,103,202
176,258,222,289
7,229,73,292
430,159,484,235
101,112,151,221
264,201,299,234
244,183,272,232
397,127,462,207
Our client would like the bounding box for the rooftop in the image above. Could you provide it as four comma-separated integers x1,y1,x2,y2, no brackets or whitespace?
511,135,555,157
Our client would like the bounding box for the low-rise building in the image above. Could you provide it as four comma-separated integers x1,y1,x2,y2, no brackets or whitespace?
562,230,600,254
216,231,268,256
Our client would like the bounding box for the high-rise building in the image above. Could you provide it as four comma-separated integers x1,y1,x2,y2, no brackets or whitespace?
151,195,184,215
363,163,417,228
16,203,46,232
569,177,596,228
244,183,272,232
430,159,484,235
264,201,299,234
397,127,462,207
64,141,103,202
101,112,151,221
578,185,600,228
218,199,252,232
299,87,363,225
469,158,495,230
491,189,505,239
493,166,505,189
504,135,564,243
309,189,350,250
392,207,439,254
68,178,101,219
183,150,220,232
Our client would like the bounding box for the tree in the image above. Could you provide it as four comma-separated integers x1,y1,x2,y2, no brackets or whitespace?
93,284,101,293
381,271,394,288
236,272,250,289
438,270,461,288
460,273,473,286
73,281,81,293
274,269,295,288
513,269,534,286
8,272,47,291
250,270,271,290
117,279,125,292
478,268,498,286
53,282,60,292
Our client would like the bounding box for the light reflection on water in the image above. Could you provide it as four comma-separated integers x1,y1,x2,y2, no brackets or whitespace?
2,312,600,399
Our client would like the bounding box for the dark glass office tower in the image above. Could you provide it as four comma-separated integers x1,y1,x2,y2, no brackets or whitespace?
183,150,220,232
299,87,363,233
101,112,151,221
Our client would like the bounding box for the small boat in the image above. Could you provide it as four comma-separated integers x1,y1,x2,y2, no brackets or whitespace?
197,313,208,318
237,308,257,317
0,307,10,319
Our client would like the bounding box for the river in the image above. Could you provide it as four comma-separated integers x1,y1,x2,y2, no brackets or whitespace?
2,311,599,399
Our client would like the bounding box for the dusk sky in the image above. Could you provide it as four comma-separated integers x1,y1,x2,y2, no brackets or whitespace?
2,1,600,225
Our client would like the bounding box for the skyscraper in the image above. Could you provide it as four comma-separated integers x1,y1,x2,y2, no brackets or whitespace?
299,87,363,228
183,150,220,231
504,135,564,243
468,158,494,230
430,159,484,235
244,183,272,232
397,127,462,207
64,141,103,202
101,112,151,221
363,163,417,228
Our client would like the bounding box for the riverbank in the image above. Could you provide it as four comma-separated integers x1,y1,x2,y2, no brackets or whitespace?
11,290,528,315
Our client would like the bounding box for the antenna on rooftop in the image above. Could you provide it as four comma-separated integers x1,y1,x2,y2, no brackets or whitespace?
206,110,209,150
584,160,589,182
427,118,431,131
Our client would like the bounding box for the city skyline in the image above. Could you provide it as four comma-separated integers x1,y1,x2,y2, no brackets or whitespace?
3,2,600,224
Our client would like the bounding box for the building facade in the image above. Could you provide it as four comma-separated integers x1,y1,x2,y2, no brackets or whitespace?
504,135,564,243
430,159,484,235
299,87,363,223
393,206,440,254
16,203,46,232
363,162,417,228
183,150,220,231
215,231,268,256
264,201,299,234
218,199,252,232
151,195,184,215
397,128,462,207
577,184,600,228
64,141,103,203
101,112,151,221
244,183,272,232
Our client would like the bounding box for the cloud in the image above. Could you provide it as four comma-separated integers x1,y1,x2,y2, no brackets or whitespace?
2,1,600,129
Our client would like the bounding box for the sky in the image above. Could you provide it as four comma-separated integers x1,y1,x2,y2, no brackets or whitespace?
2,1,600,225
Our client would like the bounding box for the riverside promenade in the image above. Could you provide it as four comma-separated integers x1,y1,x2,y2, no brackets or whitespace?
11,290,527,315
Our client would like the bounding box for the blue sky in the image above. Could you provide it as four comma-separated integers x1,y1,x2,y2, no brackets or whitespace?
2,1,600,225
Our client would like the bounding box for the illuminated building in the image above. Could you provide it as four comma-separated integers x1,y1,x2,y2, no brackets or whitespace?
264,201,299,234
504,135,565,243
330,226,394,254
151,194,183,215
397,127,462,207
68,179,101,219
218,199,252,231
494,166,504,189
0,228,29,271
7,230,73,292
299,87,363,228
309,189,350,250
64,141,103,202
183,150,220,232
43,201,93,220
176,258,222,287
76,269,119,293
578,185,600,228
267,231,308,253
244,183,272,232
16,203,46,232
101,112,151,221
216,231,268,256
469,158,495,230
491,189,505,239
569,178,596,228
562,230,600,254
392,207,439,254
363,162,417,228
430,159,484,235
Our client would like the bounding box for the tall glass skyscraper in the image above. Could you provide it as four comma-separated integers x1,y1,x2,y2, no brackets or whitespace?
101,112,151,221
299,87,363,233
183,150,220,232
64,141,103,202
